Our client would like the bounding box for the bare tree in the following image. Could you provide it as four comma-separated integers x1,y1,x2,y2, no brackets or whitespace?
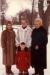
38,0,44,19
31,0,38,26
43,0,50,32
18,9,31,25
38,0,50,33
0,0,8,26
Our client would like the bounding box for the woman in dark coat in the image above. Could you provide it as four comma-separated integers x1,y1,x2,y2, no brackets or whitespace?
1,21,16,75
31,18,48,75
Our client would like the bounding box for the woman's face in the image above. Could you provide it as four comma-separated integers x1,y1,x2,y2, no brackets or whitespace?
34,19,42,28
21,20,28,28
6,23,12,30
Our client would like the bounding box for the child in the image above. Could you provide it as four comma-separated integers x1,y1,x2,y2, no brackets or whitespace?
15,42,31,75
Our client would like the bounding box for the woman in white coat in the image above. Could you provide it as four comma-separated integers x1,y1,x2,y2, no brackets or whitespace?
15,18,32,48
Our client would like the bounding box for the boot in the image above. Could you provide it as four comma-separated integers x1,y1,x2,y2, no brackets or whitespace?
25,72,29,75
23,71,29,75
6,66,14,75
10,70,14,75
19,71,22,75
6,66,10,74
32,73,36,75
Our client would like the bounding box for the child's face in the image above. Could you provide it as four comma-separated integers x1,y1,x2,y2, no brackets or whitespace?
20,44,26,50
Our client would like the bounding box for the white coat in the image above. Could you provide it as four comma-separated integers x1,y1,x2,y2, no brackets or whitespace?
15,25,32,48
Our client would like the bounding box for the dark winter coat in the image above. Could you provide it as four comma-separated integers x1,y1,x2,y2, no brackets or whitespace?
31,26,48,69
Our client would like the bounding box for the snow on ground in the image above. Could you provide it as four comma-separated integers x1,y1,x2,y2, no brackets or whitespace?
0,25,50,75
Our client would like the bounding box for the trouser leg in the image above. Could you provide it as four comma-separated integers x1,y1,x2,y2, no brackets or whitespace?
35,68,39,74
38,69,44,75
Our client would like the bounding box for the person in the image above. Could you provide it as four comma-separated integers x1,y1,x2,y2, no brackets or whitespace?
1,21,16,75
31,17,48,75
15,42,31,75
15,18,32,48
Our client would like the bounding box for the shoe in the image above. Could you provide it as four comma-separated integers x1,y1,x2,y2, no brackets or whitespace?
26,72,29,75
32,74,39,75
6,72,10,75
23,72,29,75
19,72,22,75
32,74,35,75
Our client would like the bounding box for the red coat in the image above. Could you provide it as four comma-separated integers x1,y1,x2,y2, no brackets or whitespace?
15,50,31,72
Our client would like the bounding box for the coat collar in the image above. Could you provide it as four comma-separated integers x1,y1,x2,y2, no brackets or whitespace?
6,28,13,32
20,25,30,31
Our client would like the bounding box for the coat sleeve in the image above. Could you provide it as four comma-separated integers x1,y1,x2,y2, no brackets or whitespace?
26,51,31,66
15,29,20,47
37,30,48,48
40,30,48,47
31,30,34,47
26,28,32,48
1,31,6,50
15,52,19,64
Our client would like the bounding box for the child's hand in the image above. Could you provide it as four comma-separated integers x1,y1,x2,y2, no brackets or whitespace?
35,45,39,50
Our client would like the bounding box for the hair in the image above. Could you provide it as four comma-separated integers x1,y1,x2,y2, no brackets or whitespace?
17,42,28,51
6,20,12,25
34,17,43,25
21,18,29,24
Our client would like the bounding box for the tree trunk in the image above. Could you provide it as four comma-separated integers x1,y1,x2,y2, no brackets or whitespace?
38,0,44,19
43,1,50,33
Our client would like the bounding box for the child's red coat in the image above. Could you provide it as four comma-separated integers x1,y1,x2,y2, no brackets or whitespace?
15,50,31,72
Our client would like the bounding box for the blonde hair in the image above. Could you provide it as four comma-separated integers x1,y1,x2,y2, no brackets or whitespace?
34,17,43,25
